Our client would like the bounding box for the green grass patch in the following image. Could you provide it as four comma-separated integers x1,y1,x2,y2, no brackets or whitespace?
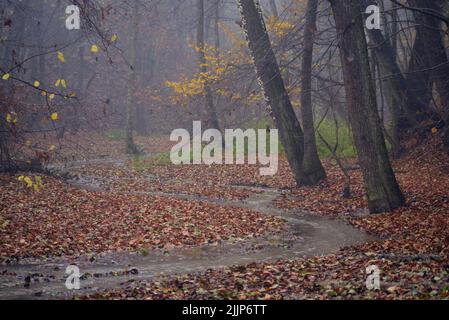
129,153,172,170
129,155,147,171
316,119,357,159
147,152,172,166
105,130,126,141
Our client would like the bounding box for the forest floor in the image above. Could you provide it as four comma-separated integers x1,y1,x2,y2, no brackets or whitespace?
0,133,448,300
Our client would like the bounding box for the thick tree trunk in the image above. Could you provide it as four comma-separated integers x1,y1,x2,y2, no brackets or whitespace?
0,8,15,171
404,0,444,124
407,0,449,152
197,0,220,131
367,28,413,156
329,0,405,213
300,0,326,184
238,0,306,185
406,35,432,118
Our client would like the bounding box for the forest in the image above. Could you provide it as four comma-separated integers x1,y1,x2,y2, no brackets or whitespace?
0,0,448,301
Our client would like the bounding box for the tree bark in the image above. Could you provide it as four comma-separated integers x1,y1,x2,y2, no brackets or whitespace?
329,0,405,213
366,28,413,156
406,16,433,117
125,1,140,154
238,0,307,185
407,0,449,152
300,0,326,184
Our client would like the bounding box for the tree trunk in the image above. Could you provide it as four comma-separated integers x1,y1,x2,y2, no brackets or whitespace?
197,0,220,131
404,0,443,125
238,0,306,185
125,1,140,154
329,0,405,213
214,0,221,59
71,44,85,132
408,0,449,152
300,0,326,184
366,28,413,156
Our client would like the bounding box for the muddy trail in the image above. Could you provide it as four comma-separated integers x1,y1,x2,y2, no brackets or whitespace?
0,158,374,300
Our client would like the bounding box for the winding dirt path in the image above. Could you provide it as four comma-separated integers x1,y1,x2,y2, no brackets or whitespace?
0,160,374,300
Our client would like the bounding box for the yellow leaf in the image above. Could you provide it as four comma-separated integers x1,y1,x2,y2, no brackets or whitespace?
431,127,438,135
50,112,58,121
41,91,47,96
35,176,43,186
25,140,32,147
33,176,43,192
57,51,65,63
33,80,40,88
111,34,118,42
90,44,99,53
18,176,24,182
1,220,10,229
49,93,55,100
6,112,17,124
24,176,33,188
61,79,67,88
55,79,61,87
49,145,56,152
2,73,10,80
